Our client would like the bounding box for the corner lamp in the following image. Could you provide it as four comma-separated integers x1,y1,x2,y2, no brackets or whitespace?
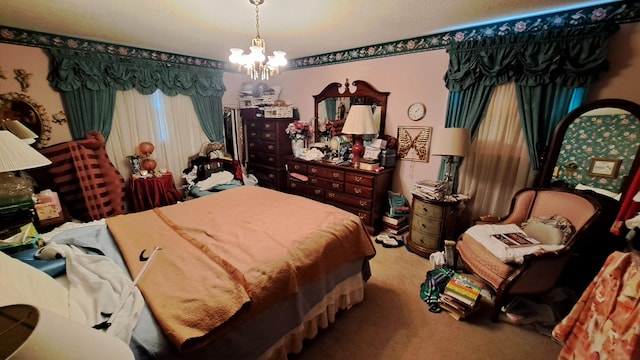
0,130,52,206
229,0,287,81
430,128,471,196
342,105,377,168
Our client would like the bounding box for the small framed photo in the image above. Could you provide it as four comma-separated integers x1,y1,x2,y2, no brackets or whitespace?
587,158,622,178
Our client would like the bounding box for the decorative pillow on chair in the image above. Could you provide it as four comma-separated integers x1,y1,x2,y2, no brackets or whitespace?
521,215,574,245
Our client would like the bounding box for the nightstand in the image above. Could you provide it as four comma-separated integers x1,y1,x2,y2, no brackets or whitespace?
406,195,460,258
128,173,182,212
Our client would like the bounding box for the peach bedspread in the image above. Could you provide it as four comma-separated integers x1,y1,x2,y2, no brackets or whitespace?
106,186,375,352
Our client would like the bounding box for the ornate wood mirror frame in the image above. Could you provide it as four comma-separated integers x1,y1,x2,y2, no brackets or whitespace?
535,98,640,201
313,79,389,143
0,92,52,148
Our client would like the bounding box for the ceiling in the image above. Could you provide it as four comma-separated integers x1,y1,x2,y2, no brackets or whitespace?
0,0,615,63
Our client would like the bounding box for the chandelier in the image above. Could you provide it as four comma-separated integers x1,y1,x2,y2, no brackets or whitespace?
229,0,287,81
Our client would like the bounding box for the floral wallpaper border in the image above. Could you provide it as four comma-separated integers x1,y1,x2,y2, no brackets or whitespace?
0,2,639,72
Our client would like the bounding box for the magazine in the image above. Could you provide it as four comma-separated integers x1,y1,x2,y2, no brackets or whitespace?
491,232,540,247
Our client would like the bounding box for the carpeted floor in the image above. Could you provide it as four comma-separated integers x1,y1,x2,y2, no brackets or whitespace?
290,241,563,360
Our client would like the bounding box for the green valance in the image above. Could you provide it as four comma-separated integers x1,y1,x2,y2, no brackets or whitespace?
47,49,225,97
444,23,619,91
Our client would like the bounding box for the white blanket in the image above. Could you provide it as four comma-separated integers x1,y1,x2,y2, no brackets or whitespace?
465,224,564,264
39,242,144,344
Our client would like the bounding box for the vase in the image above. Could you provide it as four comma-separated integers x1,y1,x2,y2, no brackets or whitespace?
291,139,305,157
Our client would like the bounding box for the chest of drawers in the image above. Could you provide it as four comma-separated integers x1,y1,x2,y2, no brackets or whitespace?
243,117,292,191
286,157,393,234
407,195,460,258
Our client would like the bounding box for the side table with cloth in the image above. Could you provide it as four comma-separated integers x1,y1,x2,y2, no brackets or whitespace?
128,173,182,212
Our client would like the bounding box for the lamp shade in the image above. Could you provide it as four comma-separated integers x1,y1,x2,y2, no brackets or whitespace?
342,105,377,135
430,128,471,157
0,131,51,172
3,121,38,144
0,304,134,360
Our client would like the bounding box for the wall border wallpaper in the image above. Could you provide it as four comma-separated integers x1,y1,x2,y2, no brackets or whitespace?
0,2,639,72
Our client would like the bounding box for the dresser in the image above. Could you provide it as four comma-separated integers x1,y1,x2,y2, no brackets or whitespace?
285,157,393,234
407,195,460,258
243,115,292,191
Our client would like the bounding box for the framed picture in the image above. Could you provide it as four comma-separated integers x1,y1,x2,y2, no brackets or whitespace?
397,126,432,162
587,157,622,178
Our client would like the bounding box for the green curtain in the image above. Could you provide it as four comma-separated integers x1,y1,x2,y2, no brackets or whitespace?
191,93,224,142
46,49,226,140
442,23,619,186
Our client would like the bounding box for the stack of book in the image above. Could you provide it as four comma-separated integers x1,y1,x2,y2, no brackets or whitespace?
411,179,446,201
382,213,409,235
439,274,483,320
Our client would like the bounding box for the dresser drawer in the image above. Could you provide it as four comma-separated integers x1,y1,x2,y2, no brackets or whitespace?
261,130,277,141
247,141,277,153
247,166,278,188
345,183,373,199
309,177,343,192
288,181,325,201
345,173,374,187
287,162,307,174
410,229,439,250
248,151,278,166
326,191,371,209
412,200,443,220
411,215,442,236
308,166,344,181
245,119,277,131
328,201,373,226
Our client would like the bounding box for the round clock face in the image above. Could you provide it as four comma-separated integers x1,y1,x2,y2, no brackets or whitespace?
408,102,426,121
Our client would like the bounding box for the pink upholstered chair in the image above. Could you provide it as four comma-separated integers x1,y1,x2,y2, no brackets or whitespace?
456,188,602,321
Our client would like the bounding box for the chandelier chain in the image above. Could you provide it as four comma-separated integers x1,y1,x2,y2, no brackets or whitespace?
254,3,261,39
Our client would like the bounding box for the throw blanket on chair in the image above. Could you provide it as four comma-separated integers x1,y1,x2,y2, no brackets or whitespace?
39,131,126,221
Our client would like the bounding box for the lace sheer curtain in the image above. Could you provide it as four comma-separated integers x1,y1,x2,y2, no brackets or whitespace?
458,83,534,222
105,89,210,188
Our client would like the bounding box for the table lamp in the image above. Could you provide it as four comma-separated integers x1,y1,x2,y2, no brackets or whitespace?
1,120,38,145
430,128,471,196
342,105,377,168
0,131,52,206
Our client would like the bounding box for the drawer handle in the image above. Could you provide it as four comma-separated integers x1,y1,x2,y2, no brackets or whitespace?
249,142,255,147
311,169,318,174
250,132,258,137
268,157,274,162
333,172,340,178
291,183,297,188
421,224,426,229
250,123,257,128
422,207,428,213
265,133,272,138
268,145,275,151
328,193,335,198
358,213,366,219
249,154,256,159
359,200,367,207
315,189,322,195
311,179,318,184
333,183,340,189
268,174,275,179
264,123,272,129
354,187,362,194
354,176,362,183
294,165,301,170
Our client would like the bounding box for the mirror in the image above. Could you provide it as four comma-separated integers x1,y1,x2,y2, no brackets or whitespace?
313,79,389,143
536,98,640,200
0,92,51,148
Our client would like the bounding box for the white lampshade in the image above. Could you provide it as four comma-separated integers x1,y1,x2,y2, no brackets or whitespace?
431,128,471,157
3,121,38,143
0,131,51,172
0,304,134,360
342,105,377,135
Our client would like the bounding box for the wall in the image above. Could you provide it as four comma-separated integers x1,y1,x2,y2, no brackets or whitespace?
1,22,639,198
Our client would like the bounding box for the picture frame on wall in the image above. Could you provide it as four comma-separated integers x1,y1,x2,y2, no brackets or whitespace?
397,126,432,162
587,157,622,178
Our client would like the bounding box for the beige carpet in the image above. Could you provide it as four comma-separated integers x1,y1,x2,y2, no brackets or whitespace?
290,241,562,360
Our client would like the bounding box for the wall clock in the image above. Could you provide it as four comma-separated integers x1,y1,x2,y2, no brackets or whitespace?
408,102,426,121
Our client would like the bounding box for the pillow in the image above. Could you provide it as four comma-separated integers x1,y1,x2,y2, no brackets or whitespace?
521,215,574,245
0,250,70,318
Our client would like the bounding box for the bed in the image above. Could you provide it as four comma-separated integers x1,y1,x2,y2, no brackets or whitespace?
1,186,376,359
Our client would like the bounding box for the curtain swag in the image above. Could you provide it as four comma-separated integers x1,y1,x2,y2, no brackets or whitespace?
46,49,225,97
444,23,619,91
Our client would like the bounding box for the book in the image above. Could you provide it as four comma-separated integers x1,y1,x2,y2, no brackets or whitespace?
359,162,380,171
491,232,540,247
439,293,481,320
382,214,408,225
443,274,483,307
383,221,407,230
384,224,409,234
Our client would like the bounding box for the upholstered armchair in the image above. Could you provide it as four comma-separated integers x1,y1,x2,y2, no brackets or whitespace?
455,188,602,321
